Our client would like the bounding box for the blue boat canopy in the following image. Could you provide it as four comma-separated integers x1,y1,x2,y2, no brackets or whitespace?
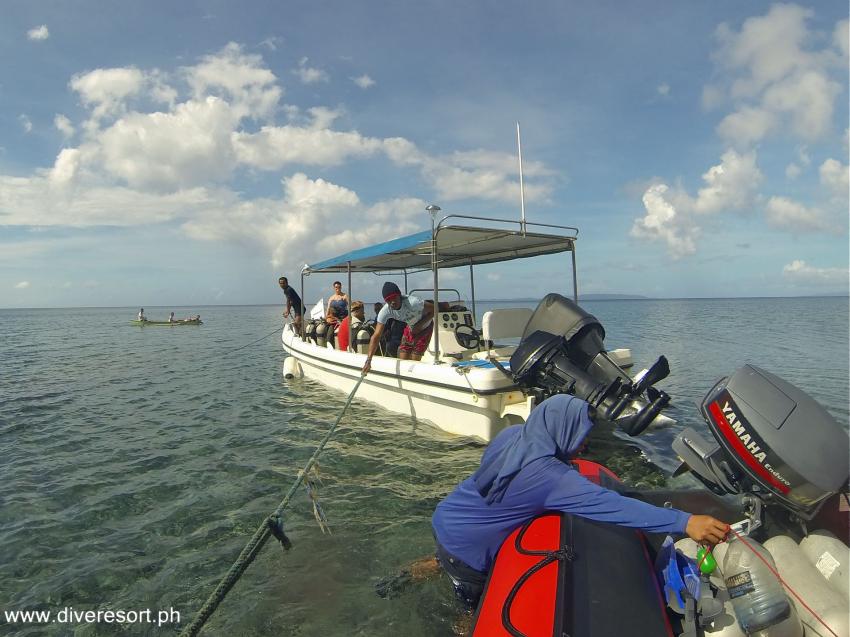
304,224,577,274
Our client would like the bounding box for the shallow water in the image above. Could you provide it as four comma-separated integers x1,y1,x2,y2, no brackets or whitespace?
0,297,846,636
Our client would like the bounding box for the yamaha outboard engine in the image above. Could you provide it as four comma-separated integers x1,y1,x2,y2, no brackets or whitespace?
673,365,849,532
510,294,671,436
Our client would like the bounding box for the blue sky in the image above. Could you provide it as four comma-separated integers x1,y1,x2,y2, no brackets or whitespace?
1,1,847,308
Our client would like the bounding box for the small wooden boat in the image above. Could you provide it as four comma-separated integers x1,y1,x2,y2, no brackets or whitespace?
131,319,203,326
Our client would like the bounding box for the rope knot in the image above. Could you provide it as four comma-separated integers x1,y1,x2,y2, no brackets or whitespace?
266,515,292,550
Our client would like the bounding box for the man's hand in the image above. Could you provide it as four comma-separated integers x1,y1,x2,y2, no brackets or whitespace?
686,515,729,544
283,309,290,318
362,357,372,376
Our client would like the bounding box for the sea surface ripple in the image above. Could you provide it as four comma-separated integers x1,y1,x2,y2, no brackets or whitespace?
0,298,846,636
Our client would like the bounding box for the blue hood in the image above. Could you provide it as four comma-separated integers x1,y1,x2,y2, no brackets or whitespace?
472,394,594,504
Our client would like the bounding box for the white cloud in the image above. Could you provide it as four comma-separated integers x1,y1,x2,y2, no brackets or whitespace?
181,172,424,272
834,19,849,59
715,5,812,96
656,83,670,96
49,148,82,187
54,114,75,139
98,97,238,190
14,281,31,289
232,122,383,169
632,150,762,258
259,36,284,51
782,260,849,288
27,25,49,41
692,149,762,214
711,5,844,146
716,107,776,147
631,183,699,259
405,148,554,203
185,43,281,121
819,158,849,199
294,57,329,84
785,163,800,179
0,42,557,273
0,168,222,227
352,74,375,89
761,70,840,140
70,67,145,124
765,196,833,233
18,114,32,133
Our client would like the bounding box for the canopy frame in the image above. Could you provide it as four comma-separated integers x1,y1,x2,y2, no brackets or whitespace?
300,210,580,363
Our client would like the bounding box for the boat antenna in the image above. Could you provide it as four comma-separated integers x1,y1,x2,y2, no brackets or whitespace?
516,121,526,235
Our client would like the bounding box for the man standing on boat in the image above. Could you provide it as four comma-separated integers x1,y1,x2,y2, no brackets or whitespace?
361,282,434,375
279,276,305,331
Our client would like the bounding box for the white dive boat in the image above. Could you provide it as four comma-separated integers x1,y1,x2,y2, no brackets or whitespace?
282,208,672,442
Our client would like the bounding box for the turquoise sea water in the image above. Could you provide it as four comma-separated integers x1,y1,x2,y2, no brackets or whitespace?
1,297,847,636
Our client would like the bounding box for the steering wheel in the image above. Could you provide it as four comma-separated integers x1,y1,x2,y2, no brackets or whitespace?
454,324,481,350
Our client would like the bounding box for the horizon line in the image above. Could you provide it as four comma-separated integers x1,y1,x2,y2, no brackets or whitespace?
1,293,847,311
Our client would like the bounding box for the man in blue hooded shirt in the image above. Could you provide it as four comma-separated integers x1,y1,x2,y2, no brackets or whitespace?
430,394,729,608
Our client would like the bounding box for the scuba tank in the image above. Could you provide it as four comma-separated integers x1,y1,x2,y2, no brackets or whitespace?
354,322,375,354
764,535,849,637
304,320,317,344
315,321,328,348
799,530,849,598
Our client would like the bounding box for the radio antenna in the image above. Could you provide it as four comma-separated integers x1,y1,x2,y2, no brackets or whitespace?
516,121,526,234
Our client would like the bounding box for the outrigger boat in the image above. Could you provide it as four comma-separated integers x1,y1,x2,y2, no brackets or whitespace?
131,318,203,326
282,207,674,441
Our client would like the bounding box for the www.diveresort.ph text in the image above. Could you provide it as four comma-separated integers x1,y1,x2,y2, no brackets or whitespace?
3,607,180,628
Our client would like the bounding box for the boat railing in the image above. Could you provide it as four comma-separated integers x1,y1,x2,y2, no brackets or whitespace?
435,213,579,239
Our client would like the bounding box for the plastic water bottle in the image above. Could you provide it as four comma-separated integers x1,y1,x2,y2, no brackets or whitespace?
722,535,791,633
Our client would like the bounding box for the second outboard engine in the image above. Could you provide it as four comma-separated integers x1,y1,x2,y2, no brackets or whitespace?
673,365,849,529
354,322,375,354
510,293,671,435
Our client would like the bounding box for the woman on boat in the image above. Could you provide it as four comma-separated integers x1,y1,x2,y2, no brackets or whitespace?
430,394,730,609
138,308,146,321
326,281,349,322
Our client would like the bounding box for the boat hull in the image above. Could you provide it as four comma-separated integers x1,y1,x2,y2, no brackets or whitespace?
281,326,531,441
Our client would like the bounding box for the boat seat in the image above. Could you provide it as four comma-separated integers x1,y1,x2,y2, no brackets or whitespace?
476,308,533,359
482,308,533,342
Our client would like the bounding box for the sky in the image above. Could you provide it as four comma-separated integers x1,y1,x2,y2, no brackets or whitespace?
1,1,848,309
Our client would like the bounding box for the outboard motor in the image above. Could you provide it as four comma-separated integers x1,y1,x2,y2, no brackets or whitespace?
510,294,671,436
315,321,329,348
673,365,850,529
354,322,375,354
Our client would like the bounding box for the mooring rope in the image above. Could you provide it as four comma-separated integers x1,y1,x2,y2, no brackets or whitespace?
179,374,365,637
220,325,285,356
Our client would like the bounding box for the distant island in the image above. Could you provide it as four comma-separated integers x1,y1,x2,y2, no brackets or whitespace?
479,294,651,302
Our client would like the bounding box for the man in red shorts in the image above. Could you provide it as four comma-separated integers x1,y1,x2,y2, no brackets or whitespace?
362,282,434,375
